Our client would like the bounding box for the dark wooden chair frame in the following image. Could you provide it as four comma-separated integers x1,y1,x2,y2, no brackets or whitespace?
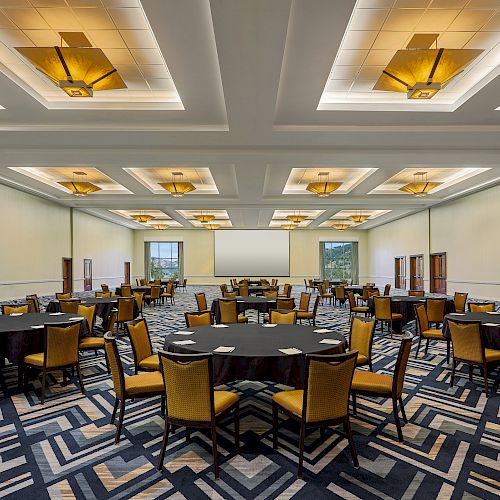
349,315,375,371
184,311,213,328
414,304,449,362
373,296,401,339
127,318,156,374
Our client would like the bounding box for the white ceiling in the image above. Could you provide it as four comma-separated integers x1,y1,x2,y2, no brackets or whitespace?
0,0,499,231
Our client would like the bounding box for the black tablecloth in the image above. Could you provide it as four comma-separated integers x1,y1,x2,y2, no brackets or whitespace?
148,280,179,287
444,312,500,350
333,285,368,296
211,297,283,323
233,285,270,295
238,280,263,286
0,312,90,365
164,324,346,387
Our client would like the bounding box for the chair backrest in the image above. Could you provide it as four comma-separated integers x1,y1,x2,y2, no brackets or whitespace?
220,284,228,293
150,285,161,300
303,351,358,423
121,284,132,297
59,299,81,314
239,285,249,297
96,291,111,298
140,278,147,286
335,285,346,299
104,332,126,399
384,283,391,296
134,292,144,312
127,318,153,364
409,290,424,297
108,309,118,332
361,286,371,300
264,290,278,298
154,279,161,285
453,292,468,313
392,333,413,397
223,291,237,298
349,316,375,360
167,282,175,296
219,299,238,324
101,284,109,293
366,282,375,287
373,296,392,321
469,302,496,313
448,319,484,364
182,279,187,287
276,298,294,310
185,311,213,327
299,292,311,311
414,303,429,335
270,310,297,324
323,280,330,289
195,293,208,312
283,284,292,297
26,294,40,313
311,295,320,318
2,304,29,314
117,297,135,322
44,321,81,368
56,292,71,300
272,279,277,286
77,304,96,332
159,351,215,422
368,290,380,298
308,279,314,287
426,298,446,322
347,291,356,309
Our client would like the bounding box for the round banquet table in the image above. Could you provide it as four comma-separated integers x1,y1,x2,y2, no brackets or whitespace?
164,324,346,387
444,312,500,350
0,312,90,388
211,297,284,323
233,285,270,295
333,285,370,297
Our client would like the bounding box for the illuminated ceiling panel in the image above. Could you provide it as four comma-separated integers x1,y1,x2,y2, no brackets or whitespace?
0,0,182,109
177,209,232,228
269,209,325,227
8,165,130,194
125,167,219,195
319,209,391,227
283,167,377,195
370,166,491,194
109,209,183,228
319,0,500,111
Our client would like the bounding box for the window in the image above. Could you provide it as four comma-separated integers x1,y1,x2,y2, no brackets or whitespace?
146,242,183,280
321,242,357,281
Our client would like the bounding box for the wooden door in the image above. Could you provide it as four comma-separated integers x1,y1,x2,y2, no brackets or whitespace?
410,255,424,291
62,258,72,293
394,257,406,289
124,262,131,284
431,253,447,294
83,259,92,291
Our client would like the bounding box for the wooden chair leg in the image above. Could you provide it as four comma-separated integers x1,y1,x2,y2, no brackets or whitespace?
115,399,126,444
483,363,489,396
76,364,85,395
40,371,46,404
425,338,430,355
446,340,450,364
469,364,473,381
186,428,191,441
272,403,279,449
343,417,359,468
392,398,403,442
62,368,67,386
157,420,170,471
399,396,408,423
211,424,219,480
297,422,306,479
352,392,357,415
415,337,421,358
110,398,119,424
234,403,240,449
160,395,165,417
450,359,456,387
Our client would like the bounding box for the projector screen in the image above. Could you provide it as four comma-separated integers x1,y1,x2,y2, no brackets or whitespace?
214,230,290,277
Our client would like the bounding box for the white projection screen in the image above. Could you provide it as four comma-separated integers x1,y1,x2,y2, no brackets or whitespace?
215,230,290,277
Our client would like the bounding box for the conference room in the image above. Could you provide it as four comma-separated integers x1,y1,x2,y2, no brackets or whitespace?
0,1,499,499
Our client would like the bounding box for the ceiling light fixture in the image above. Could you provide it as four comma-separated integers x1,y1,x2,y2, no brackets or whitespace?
281,223,298,230
57,171,101,196
286,211,308,224
399,172,442,197
203,223,220,230
131,212,155,223
151,223,168,230
349,212,370,223
306,171,342,197
332,221,351,231
193,210,215,223
159,171,196,197
16,32,126,98
374,34,483,100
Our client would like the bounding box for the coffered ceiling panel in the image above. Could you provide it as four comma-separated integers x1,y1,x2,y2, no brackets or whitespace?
109,208,183,228
319,209,391,227
177,209,232,227
268,209,325,228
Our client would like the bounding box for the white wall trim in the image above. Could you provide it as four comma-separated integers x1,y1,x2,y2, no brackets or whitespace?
0,278,61,286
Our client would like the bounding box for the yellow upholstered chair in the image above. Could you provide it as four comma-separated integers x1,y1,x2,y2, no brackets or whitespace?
153,279,161,285
408,290,424,297
77,304,96,333
335,285,347,307
23,321,84,404
349,316,375,371
145,285,161,306
220,284,228,294
161,283,175,305
454,292,468,313
272,351,359,478
297,295,320,326
469,302,496,313
26,294,40,313
2,304,29,315
269,310,297,324
178,278,187,292
373,296,402,338
156,351,240,479
383,283,391,296
59,299,81,314
101,284,110,293
276,298,294,310
127,319,159,374
117,297,135,331
295,292,311,324
107,309,118,333
278,284,292,299
134,292,144,318
264,290,278,298
78,304,109,373
238,285,249,297
347,291,369,317
319,283,334,305
139,278,147,286
56,292,71,300
104,333,164,443
448,319,500,396
185,311,213,327
120,284,132,297
223,291,237,298
356,286,372,305
195,293,209,313
426,298,446,327
271,279,278,287
219,299,247,324
351,333,413,442
96,291,111,298
414,304,449,361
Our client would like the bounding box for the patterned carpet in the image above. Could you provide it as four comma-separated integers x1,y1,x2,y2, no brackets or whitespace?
1,285,499,499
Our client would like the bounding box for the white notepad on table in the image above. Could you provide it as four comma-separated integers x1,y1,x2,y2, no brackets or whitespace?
314,328,332,333
449,313,465,316
31,325,44,329
212,324,229,328
319,338,342,345
213,346,235,353
485,311,499,314
10,313,23,316
69,316,85,321
483,323,500,327
278,348,302,355
49,312,64,316
263,324,277,328
172,339,196,345
174,331,194,335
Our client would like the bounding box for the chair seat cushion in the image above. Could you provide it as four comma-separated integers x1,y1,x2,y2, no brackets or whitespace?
24,352,44,367
297,311,313,319
485,348,500,363
356,354,369,366
352,306,369,313
79,336,105,349
422,329,445,339
125,371,164,396
272,389,303,417
238,315,248,323
352,370,392,395
139,354,160,370
214,390,239,415
161,293,173,297
391,313,403,320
